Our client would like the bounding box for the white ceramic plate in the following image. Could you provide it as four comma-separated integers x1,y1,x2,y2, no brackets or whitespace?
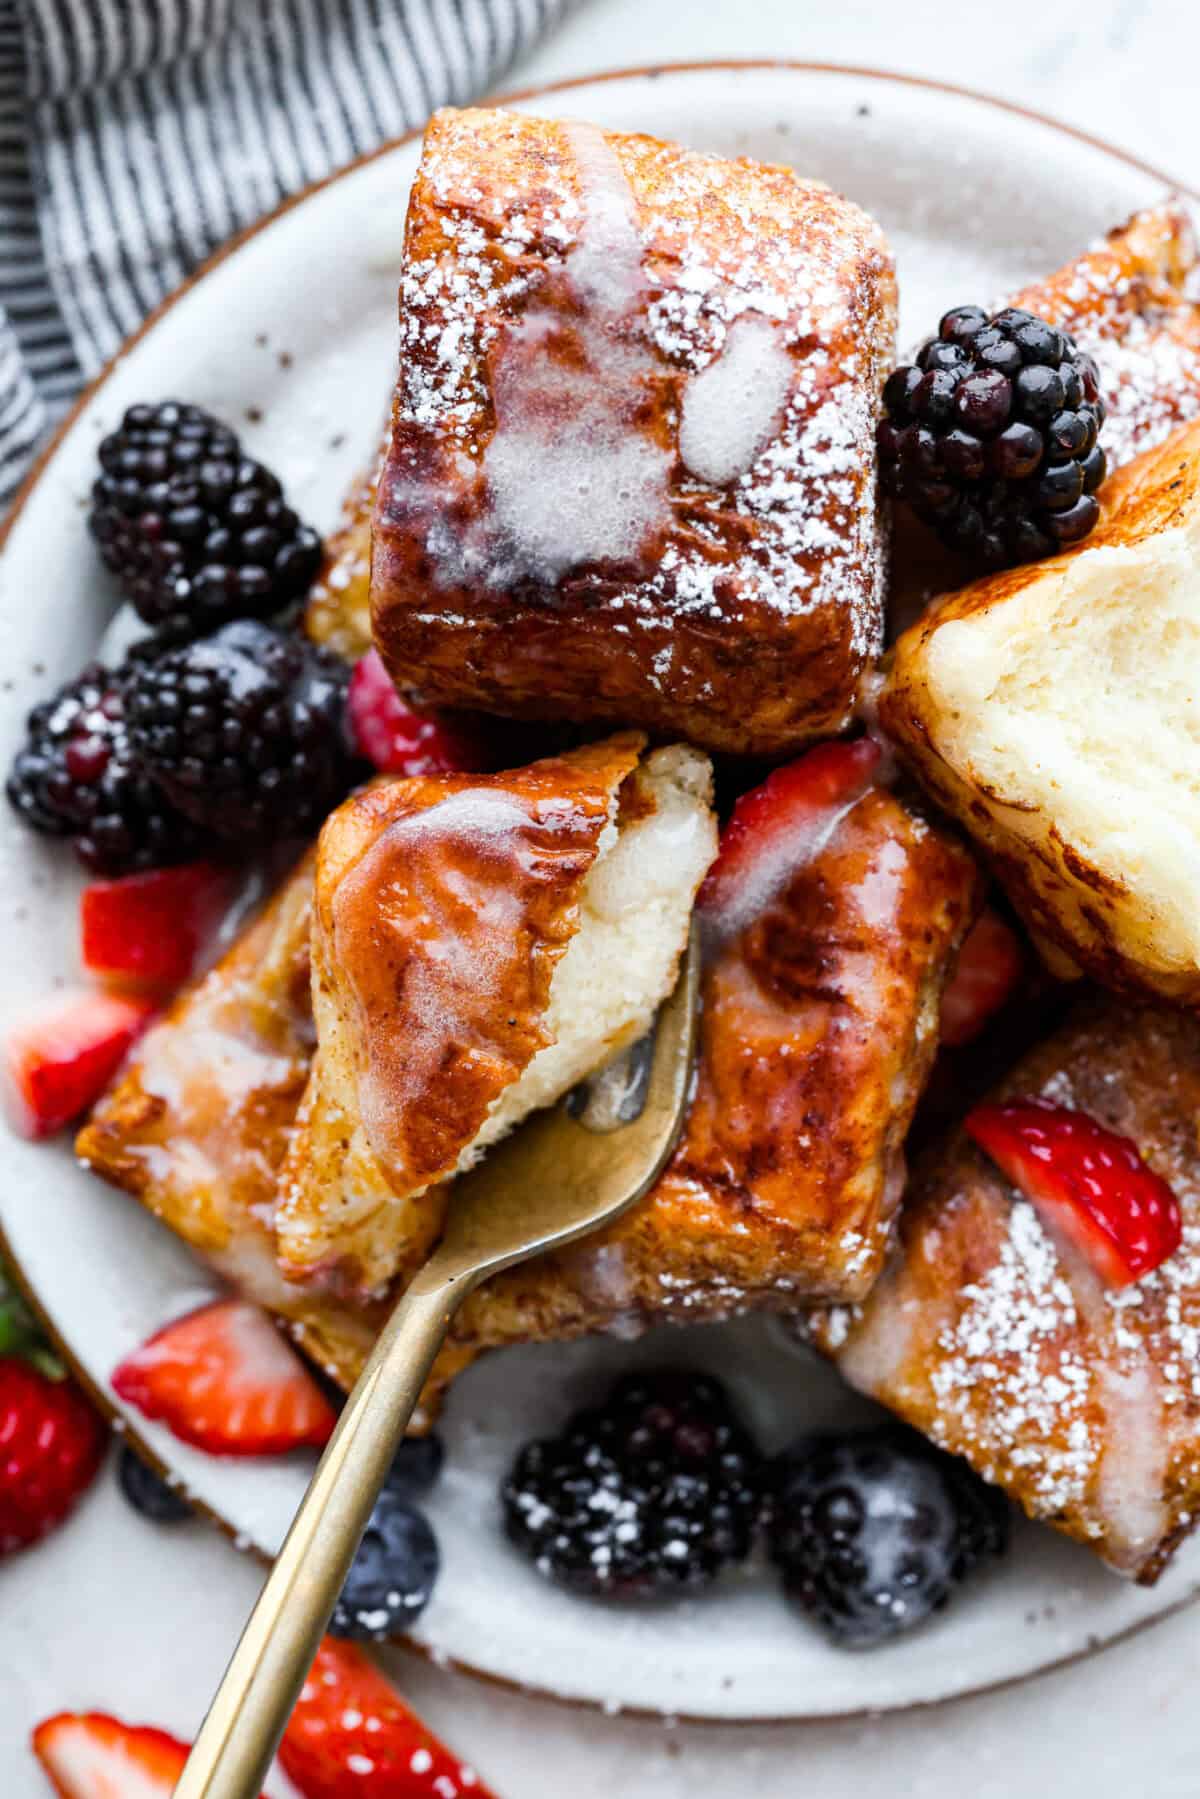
1,62,1196,1722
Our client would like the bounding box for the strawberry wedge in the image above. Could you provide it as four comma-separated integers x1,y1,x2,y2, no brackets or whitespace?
280,1638,499,1799
32,1713,267,1799
966,1098,1183,1288
111,1299,335,1456
5,991,156,1138
699,737,882,932
80,860,236,991
940,908,1024,1047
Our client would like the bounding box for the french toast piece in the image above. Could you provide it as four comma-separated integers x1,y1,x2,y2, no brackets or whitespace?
75,857,387,1393
444,781,982,1358
1009,201,1200,470
881,419,1200,1003
809,1003,1200,1583
273,735,717,1295
370,107,896,759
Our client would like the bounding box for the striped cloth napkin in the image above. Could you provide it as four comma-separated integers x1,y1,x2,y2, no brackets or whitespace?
0,0,574,503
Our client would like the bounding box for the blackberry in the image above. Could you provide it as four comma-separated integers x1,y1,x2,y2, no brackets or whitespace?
5,659,206,874
503,1369,763,1599
878,304,1108,568
89,402,322,640
766,1425,1010,1648
329,1486,440,1641
123,620,356,845
116,1445,194,1524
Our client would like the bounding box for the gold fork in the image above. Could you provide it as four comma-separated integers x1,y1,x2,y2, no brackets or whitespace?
174,923,701,1799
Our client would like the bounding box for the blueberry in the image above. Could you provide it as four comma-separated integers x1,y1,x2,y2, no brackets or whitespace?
766,1427,1009,1648
387,1433,445,1498
117,1445,194,1524
330,1487,440,1641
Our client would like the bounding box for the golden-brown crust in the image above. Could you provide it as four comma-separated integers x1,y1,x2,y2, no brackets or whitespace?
74,857,389,1395
273,734,645,1292
811,1002,1200,1583
446,786,982,1355
303,446,380,660
1010,201,1200,470
881,420,1200,1002
76,774,978,1411
370,107,896,758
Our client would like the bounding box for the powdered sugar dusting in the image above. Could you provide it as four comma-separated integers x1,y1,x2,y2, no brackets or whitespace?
1011,201,1200,470
379,107,895,699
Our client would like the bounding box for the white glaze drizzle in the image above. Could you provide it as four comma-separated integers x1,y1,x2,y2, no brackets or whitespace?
678,310,793,486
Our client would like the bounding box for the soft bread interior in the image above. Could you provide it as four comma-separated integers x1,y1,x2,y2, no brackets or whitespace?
478,743,716,1151
276,742,716,1294
923,504,1200,974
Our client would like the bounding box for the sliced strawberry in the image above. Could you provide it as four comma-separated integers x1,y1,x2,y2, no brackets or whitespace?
940,907,1025,1047
349,650,485,777
698,737,882,929
966,1098,1183,1287
111,1299,336,1456
0,1359,106,1556
32,1713,189,1799
5,991,156,1138
280,1638,498,1799
31,1712,269,1799
80,860,237,991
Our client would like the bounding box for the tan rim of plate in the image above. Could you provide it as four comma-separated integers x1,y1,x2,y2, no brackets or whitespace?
2,60,1197,1724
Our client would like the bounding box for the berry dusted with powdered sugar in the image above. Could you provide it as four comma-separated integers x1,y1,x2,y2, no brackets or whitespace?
116,1445,194,1524
767,1426,1009,1647
89,402,322,640
122,620,356,847
503,1369,763,1598
878,304,1107,568
329,1484,440,1640
5,661,207,874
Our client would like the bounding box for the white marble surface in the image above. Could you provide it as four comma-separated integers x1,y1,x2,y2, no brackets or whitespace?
5,3,1200,1794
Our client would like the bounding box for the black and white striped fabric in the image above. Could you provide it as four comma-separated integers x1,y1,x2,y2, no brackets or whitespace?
0,0,574,503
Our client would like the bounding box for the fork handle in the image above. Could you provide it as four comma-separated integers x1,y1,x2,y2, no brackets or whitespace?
174,1272,468,1799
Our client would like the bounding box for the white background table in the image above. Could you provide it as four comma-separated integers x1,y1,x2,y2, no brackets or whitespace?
4,2,1200,1792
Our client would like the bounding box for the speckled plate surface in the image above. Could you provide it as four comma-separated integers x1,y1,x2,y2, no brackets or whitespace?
2,62,1197,1720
